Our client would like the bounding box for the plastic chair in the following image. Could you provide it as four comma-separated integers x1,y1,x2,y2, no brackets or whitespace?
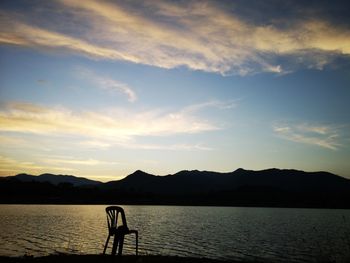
103,206,138,256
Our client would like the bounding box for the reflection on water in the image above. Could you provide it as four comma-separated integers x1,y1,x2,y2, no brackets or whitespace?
0,205,350,262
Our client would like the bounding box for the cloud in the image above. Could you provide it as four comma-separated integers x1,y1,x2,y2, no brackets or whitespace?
43,157,120,166
273,123,341,150
1,1,349,75
79,140,112,149
0,135,26,146
36,79,49,85
76,67,137,102
0,100,226,152
119,142,212,151
0,22,134,60
0,101,222,143
79,139,212,151
180,100,237,113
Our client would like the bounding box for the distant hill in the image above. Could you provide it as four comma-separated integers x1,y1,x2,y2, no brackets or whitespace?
4,173,101,187
1,168,350,207
102,168,350,194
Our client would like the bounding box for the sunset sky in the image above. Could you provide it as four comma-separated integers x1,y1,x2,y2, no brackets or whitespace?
1,0,350,181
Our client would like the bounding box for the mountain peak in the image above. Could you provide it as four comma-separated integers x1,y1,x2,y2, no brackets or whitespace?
128,170,153,178
14,173,31,178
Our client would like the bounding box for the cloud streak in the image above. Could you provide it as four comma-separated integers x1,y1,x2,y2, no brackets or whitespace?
0,101,222,143
76,67,137,102
43,157,119,166
1,1,349,75
273,123,341,150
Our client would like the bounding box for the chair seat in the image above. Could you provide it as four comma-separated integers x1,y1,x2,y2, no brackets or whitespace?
110,225,137,236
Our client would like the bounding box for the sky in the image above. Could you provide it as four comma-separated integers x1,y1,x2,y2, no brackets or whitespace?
0,0,350,181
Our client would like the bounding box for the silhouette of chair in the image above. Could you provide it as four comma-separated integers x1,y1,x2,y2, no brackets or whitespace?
103,206,138,256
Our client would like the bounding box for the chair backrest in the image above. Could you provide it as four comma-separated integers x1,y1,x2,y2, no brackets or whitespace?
106,206,128,233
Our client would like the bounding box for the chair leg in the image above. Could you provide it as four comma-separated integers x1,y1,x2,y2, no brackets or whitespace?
118,235,125,256
103,235,110,255
135,231,138,256
111,235,119,256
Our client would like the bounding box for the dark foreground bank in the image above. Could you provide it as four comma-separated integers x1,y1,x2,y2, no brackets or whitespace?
0,255,258,263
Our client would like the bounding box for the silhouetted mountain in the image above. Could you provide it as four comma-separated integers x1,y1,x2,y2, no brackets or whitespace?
102,169,226,194
4,173,101,187
1,168,350,207
102,168,350,194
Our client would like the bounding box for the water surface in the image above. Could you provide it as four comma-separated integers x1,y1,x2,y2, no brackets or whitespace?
0,205,349,262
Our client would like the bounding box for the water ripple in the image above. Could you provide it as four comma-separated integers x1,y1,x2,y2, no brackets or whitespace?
1,205,350,262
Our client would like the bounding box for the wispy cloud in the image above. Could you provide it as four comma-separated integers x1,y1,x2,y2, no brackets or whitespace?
36,79,49,85
273,123,342,150
79,139,212,151
120,142,212,151
0,101,224,144
180,100,237,113
79,140,112,149
43,157,120,166
76,67,137,102
0,135,27,146
1,1,349,75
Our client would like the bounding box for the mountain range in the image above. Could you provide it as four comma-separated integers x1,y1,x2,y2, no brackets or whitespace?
7,173,101,186
104,168,350,194
1,168,350,208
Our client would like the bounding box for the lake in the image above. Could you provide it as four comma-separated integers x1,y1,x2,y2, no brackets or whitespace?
0,205,349,262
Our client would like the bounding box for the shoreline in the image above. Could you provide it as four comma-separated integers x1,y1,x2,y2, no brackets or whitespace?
0,254,253,263
1,203,350,210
